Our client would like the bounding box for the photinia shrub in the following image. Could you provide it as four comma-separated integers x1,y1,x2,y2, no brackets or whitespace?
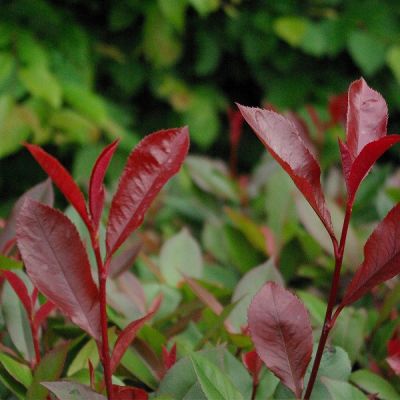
240,78,400,399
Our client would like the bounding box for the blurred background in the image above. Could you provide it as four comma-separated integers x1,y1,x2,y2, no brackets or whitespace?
1,0,400,213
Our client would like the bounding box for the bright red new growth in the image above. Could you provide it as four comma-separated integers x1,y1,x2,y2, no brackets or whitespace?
110,295,162,374
248,282,313,398
112,385,148,400
89,139,119,230
340,203,400,308
24,144,92,230
237,104,334,240
242,349,262,380
106,127,190,257
16,199,101,340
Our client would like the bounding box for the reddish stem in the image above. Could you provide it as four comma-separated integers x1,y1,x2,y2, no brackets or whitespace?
30,320,41,368
303,202,352,399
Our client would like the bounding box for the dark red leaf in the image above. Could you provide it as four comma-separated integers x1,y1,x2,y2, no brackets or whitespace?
238,105,334,238
110,295,162,374
16,199,101,340
2,270,32,316
33,300,56,332
248,281,313,398
329,92,348,126
112,385,148,400
0,179,53,252
162,343,177,371
106,127,190,257
387,339,400,375
340,203,400,308
346,78,388,160
242,349,262,380
344,136,400,202
109,240,143,279
89,140,119,230
25,144,92,231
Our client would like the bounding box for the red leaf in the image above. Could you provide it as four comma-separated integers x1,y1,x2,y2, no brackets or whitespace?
340,203,400,308
109,240,143,279
345,136,400,202
2,270,32,316
110,295,162,374
106,128,189,256
33,300,56,332
237,105,334,238
112,385,148,400
16,199,101,340
0,179,53,252
387,339,400,375
329,92,348,126
162,342,177,371
346,78,388,160
248,282,313,398
25,144,92,231
89,140,119,230
242,349,262,380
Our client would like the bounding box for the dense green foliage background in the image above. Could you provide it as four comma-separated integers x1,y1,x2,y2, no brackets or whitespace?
1,0,400,208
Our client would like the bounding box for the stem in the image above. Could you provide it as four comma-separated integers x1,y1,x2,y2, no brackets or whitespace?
303,202,352,399
92,238,113,400
30,321,41,368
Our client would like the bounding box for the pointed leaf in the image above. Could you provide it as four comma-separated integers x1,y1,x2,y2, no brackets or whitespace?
237,105,334,238
0,179,53,252
16,200,101,340
346,78,388,160
112,385,148,400
345,136,400,201
109,240,143,279
248,281,313,398
162,343,177,371
106,127,189,256
110,295,162,374
33,300,56,332
0,352,32,388
41,381,106,400
89,139,119,229
1,270,32,316
25,144,92,230
341,203,400,308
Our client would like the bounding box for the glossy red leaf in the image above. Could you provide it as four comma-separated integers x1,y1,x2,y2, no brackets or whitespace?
25,144,92,230
110,295,162,374
242,349,262,380
2,270,32,316
89,140,119,229
16,199,101,340
0,179,53,252
340,203,400,308
248,281,313,398
112,385,148,400
344,136,400,202
106,127,190,257
33,300,56,332
238,105,334,238
346,78,388,160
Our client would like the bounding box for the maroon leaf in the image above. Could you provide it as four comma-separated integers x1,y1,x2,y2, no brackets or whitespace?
0,179,53,252
16,199,101,340
329,92,348,126
106,127,190,256
237,105,334,238
340,203,400,308
248,281,313,398
110,295,162,374
112,385,148,400
2,270,32,316
162,343,177,371
109,239,143,279
33,300,56,332
387,339,400,375
25,144,92,231
89,140,119,229
346,78,387,160
344,136,400,202
242,349,262,380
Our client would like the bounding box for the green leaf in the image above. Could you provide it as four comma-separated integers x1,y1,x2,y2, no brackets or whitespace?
322,377,368,400
160,228,203,286
42,381,106,400
188,0,220,17
347,31,386,76
301,22,328,56
273,16,308,47
27,343,69,400
67,339,99,376
297,291,326,327
158,0,187,31
191,353,243,400
0,353,32,388
350,370,400,400
19,64,62,108
0,254,23,270
195,31,220,76
0,365,26,400
229,259,284,332
0,52,14,87
387,45,400,84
